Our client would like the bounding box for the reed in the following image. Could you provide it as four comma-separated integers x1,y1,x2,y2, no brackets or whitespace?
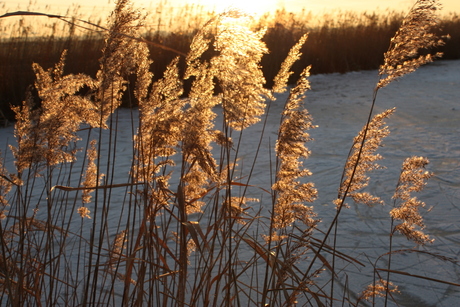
0,0,457,306
1,3,460,120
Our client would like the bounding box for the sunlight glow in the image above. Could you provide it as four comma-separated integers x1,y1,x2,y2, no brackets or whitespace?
6,1,460,20
196,0,280,16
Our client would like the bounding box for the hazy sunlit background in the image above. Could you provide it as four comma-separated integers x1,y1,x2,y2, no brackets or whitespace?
4,0,460,17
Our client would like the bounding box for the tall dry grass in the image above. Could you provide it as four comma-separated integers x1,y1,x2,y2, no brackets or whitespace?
0,0,458,306
1,3,459,120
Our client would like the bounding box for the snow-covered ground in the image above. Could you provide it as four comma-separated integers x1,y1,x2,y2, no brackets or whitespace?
0,59,459,306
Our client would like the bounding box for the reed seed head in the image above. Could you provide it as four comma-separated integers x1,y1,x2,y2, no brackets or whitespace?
391,156,433,245
378,0,445,88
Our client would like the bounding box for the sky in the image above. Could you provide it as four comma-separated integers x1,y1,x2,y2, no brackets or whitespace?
4,0,460,18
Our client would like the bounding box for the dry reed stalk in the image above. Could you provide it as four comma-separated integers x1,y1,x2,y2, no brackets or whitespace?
357,2,444,305
309,1,445,304
0,0,454,305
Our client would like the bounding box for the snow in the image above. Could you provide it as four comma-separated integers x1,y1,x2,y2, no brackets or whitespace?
1,59,459,305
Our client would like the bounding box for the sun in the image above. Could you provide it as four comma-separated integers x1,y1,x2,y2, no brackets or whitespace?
198,0,280,16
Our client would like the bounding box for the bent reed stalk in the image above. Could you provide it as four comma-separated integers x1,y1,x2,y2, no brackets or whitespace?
0,0,455,306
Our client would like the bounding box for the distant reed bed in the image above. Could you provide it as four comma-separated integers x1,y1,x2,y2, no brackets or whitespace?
0,0,458,306
0,3,459,120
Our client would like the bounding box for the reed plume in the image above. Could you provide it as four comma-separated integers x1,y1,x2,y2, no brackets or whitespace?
272,66,318,230
94,0,151,127
133,56,185,218
11,51,96,174
81,139,99,204
0,153,11,219
378,0,446,88
337,108,395,208
181,61,220,214
272,33,309,94
186,10,270,131
391,156,433,245
361,279,399,301
212,11,271,130
77,139,102,219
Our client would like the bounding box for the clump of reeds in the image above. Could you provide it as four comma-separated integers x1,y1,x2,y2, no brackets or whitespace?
0,0,456,306
2,3,460,121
